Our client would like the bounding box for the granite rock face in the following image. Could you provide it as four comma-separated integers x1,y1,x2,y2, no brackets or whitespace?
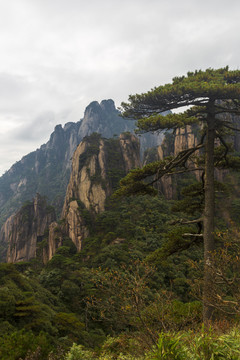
155,121,240,199
43,221,62,263
0,214,15,260
154,125,201,199
173,125,198,156
61,133,141,251
78,100,134,140
0,99,162,236
2,132,141,262
4,194,56,263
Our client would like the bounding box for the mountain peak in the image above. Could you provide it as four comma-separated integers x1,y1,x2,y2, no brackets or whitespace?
84,99,116,117
84,101,102,116
100,99,116,112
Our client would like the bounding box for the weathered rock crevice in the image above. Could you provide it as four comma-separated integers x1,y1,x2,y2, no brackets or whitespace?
4,194,56,263
61,133,141,251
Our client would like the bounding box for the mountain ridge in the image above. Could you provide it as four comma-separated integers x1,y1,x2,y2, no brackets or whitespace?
4,133,141,263
0,99,163,259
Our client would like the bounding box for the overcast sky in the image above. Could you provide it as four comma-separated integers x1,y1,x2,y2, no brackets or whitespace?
0,0,239,175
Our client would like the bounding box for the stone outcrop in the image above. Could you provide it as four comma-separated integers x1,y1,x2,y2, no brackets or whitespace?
0,99,162,241
78,100,134,140
144,126,201,199
173,125,198,156
153,122,240,199
0,214,15,260
4,194,56,263
2,132,141,263
61,133,141,251
42,221,62,263
156,132,176,199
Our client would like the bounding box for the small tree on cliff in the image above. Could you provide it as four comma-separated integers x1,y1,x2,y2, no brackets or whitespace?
116,67,240,322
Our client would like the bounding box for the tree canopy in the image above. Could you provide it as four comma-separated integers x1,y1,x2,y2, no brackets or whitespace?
122,67,240,117
117,67,240,322
117,68,240,196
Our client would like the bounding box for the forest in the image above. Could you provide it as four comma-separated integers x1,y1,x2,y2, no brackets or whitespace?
1,68,240,359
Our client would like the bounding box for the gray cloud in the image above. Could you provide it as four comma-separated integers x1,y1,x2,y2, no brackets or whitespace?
0,0,240,174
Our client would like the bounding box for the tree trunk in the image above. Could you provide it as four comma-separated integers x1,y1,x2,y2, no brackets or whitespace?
203,115,216,323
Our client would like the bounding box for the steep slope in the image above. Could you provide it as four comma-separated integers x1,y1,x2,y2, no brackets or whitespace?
148,120,240,199
61,132,141,252
78,100,134,139
0,99,162,231
4,133,140,263
4,194,56,263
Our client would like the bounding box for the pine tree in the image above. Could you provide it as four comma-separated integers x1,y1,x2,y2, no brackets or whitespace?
117,67,240,322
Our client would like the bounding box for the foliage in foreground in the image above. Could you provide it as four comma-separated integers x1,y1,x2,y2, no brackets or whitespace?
1,193,240,359
65,328,240,360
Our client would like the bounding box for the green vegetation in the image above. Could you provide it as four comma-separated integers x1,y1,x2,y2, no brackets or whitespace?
0,101,136,236
118,67,240,322
79,133,128,191
2,191,240,358
57,328,240,359
1,68,240,358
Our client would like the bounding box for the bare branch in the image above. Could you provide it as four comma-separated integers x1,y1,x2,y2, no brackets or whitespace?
169,218,203,225
216,294,238,306
182,233,203,237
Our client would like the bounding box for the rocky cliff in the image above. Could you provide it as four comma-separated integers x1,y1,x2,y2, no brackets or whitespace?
141,124,204,199
61,132,141,251
161,125,200,198
4,194,56,263
0,99,162,236
153,120,240,199
173,125,198,156
3,120,238,263
3,132,141,263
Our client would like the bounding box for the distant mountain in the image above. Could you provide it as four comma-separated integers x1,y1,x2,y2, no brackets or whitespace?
0,99,163,229
5,133,141,264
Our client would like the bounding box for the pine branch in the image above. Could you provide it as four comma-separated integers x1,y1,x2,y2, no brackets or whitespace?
171,167,204,175
221,123,240,132
147,144,204,186
214,109,240,115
